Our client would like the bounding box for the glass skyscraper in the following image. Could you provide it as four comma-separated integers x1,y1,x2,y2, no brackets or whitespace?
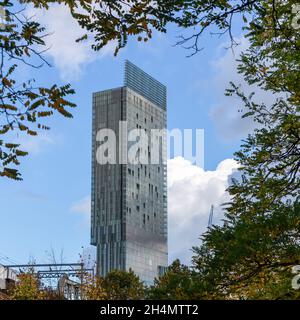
91,61,168,284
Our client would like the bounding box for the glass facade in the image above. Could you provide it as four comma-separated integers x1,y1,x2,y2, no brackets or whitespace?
91,62,168,284
124,60,167,111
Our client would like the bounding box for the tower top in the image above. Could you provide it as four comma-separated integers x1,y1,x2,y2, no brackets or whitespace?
124,60,167,110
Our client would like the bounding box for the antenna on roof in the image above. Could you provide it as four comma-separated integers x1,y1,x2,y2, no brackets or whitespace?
208,205,214,228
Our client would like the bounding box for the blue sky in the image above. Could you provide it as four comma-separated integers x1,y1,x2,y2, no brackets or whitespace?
0,4,254,265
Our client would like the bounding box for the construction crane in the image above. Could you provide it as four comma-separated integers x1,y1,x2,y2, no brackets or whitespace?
208,205,214,228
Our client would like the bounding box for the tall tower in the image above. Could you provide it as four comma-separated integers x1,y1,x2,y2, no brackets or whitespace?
91,61,168,284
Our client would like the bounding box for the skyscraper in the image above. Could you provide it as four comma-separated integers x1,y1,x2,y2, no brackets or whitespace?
91,61,168,284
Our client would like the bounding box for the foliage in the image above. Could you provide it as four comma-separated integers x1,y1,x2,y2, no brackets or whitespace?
82,273,107,300
21,1,300,57
0,0,75,180
190,0,300,299
103,269,145,300
8,268,145,300
9,273,47,300
81,269,145,300
147,260,204,300
192,203,300,299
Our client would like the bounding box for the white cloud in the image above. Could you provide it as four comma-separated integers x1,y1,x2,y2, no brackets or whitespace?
168,157,239,264
70,195,91,217
72,157,239,266
14,132,56,155
27,4,115,81
209,37,278,140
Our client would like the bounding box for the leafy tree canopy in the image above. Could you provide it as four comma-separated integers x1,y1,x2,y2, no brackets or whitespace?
103,269,145,300
20,0,300,57
2,0,298,180
0,0,76,180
